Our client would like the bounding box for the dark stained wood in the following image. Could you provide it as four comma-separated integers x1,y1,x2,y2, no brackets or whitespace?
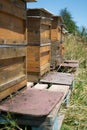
27,9,52,45
0,0,26,19
27,8,53,18
0,46,26,59
51,16,65,68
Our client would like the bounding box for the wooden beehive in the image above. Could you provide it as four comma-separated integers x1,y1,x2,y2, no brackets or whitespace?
27,8,52,45
27,8,52,82
0,46,27,101
51,16,65,68
0,0,36,100
0,0,27,45
27,45,50,82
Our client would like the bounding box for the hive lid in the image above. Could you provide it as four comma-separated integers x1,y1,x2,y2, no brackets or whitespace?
24,0,37,2
40,72,74,86
0,88,63,117
27,8,53,18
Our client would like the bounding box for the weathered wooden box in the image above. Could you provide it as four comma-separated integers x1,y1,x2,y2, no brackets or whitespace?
27,8,52,45
0,46,27,101
51,16,65,68
0,0,37,100
27,45,50,82
51,16,63,42
0,0,27,45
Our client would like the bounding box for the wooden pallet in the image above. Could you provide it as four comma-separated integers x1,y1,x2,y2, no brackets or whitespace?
0,82,70,130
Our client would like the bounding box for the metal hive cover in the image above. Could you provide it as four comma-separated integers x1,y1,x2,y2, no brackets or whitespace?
60,63,78,68
0,88,63,117
40,72,74,86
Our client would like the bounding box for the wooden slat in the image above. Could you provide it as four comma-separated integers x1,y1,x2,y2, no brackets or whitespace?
40,55,50,66
58,113,65,130
0,79,27,101
40,45,50,53
27,64,40,72
0,75,26,92
43,99,63,126
27,45,50,80
40,63,50,76
0,12,26,45
40,46,50,66
0,0,26,19
0,47,26,59
0,62,25,87
0,57,24,68
27,72,40,82
27,45,50,82
27,46,39,62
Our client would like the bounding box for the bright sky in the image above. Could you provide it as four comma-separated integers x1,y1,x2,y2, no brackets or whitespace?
27,0,87,28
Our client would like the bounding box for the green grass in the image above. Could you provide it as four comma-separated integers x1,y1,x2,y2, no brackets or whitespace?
61,35,87,130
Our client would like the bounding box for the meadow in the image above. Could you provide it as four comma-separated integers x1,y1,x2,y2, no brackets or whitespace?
61,34,87,130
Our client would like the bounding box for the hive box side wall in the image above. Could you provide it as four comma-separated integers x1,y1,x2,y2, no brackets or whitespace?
27,46,40,73
0,0,26,45
51,41,65,67
40,45,50,75
27,45,50,82
27,17,52,45
40,19,51,44
51,42,59,67
0,47,27,101
27,18,40,45
51,17,61,42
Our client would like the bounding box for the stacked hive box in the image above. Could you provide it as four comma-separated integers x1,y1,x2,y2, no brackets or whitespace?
27,8,52,82
0,0,36,101
51,16,65,69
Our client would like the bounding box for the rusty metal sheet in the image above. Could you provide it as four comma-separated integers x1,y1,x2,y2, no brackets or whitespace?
0,88,63,117
40,72,74,86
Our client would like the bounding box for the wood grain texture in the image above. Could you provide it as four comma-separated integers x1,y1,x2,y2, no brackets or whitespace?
0,47,26,59
27,17,51,45
0,0,26,45
0,46,26,100
0,0,26,19
0,79,27,101
27,45,50,82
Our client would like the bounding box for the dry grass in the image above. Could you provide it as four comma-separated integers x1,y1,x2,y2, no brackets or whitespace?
61,35,87,130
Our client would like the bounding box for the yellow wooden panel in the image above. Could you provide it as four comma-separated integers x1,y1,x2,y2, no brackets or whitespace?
0,12,26,44
0,80,26,101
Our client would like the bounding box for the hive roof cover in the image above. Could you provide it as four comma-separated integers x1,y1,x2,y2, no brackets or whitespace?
40,72,74,86
0,88,63,117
